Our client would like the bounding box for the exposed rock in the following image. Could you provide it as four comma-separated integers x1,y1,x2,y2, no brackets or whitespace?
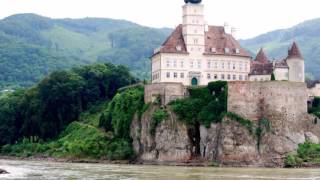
0,169,9,174
305,132,319,144
131,105,320,167
131,105,191,163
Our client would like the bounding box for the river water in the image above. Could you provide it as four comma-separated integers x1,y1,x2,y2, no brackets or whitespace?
0,160,320,180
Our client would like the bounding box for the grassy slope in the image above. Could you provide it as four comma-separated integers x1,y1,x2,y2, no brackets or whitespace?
0,101,133,160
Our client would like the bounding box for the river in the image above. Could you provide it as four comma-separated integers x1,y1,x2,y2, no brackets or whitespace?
0,160,320,180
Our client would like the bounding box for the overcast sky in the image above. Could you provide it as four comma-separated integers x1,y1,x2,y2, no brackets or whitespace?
1,0,320,39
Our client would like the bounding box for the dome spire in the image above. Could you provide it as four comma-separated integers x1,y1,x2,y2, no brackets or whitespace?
184,0,202,4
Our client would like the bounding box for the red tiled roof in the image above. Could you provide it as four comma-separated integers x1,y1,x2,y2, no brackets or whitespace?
158,25,188,54
155,25,251,57
249,62,273,75
274,60,288,68
255,48,268,63
287,42,303,59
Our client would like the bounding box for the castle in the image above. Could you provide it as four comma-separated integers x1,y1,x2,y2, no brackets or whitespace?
150,0,305,86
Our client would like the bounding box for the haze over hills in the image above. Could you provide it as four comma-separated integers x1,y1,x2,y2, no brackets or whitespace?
239,18,320,79
1,13,320,90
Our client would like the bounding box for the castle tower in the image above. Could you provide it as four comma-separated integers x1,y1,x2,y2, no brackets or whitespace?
182,0,205,54
286,42,305,82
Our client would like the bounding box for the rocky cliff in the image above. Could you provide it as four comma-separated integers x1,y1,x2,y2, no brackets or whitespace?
130,82,320,167
130,105,319,167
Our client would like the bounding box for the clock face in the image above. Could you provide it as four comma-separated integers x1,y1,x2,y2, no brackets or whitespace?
184,0,202,4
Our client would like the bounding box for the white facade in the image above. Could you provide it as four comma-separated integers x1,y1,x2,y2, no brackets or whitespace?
151,2,251,86
274,67,289,81
151,1,305,86
287,58,305,82
152,53,250,86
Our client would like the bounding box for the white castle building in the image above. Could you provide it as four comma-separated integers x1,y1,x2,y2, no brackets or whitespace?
151,0,305,86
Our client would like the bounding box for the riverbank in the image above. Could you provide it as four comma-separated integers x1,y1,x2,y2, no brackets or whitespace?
1,155,320,168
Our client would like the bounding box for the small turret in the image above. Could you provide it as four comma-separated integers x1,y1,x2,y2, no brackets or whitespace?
286,42,305,82
287,41,303,60
255,48,269,64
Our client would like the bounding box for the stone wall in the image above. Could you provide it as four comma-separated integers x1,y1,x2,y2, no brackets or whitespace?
144,83,187,105
228,81,308,121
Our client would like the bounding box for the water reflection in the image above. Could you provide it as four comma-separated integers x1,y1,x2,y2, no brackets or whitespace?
0,160,320,180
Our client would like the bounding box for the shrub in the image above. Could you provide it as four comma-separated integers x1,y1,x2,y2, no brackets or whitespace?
170,81,228,127
284,142,320,167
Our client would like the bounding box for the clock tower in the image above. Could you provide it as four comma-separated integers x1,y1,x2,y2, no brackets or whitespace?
182,0,205,54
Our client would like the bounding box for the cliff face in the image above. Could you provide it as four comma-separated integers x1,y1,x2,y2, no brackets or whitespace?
130,105,319,167
131,82,320,167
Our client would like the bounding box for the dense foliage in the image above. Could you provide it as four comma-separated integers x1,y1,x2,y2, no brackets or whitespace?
0,63,137,146
0,13,170,90
0,104,134,160
170,81,228,127
285,142,320,167
99,86,146,140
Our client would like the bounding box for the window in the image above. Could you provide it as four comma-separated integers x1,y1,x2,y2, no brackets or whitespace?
225,48,230,53
222,62,225,69
227,74,231,80
233,63,236,70
194,39,198,44
228,62,231,69
215,62,218,69
166,60,170,67
233,75,236,80
197,61,201,68
166,72,170,78
174,72,178,78
239,75,243,81
207,60,211,69
221,74,225,80
245,63,248,71
214,74,218,80
207,74,211,79
239,62,243,70
173,60,177,68
180,73,184,78
181,61,184,68
190,61,194,68
235,48,240,54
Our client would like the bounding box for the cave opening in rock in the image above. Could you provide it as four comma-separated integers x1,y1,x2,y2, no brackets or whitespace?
187,122,201,158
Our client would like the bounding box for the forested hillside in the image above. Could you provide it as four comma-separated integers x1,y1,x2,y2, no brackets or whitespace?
0,14,170,90
240,18,320,79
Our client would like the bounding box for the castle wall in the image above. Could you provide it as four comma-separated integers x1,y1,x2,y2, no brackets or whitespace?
308,83,320,97
228,81,308,121
144,83,187,105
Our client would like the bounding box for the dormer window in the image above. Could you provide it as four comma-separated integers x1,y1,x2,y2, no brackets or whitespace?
235,48,240,54
176,45,182,51
225,48,230,54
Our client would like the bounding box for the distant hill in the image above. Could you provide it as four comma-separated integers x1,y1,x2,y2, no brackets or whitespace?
0,13,170,90
240,18,320,79
1,13,320,90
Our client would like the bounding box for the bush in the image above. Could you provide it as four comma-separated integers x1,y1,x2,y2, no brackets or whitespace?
99,86,145,139
170,81,228,127
284,142,320,167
